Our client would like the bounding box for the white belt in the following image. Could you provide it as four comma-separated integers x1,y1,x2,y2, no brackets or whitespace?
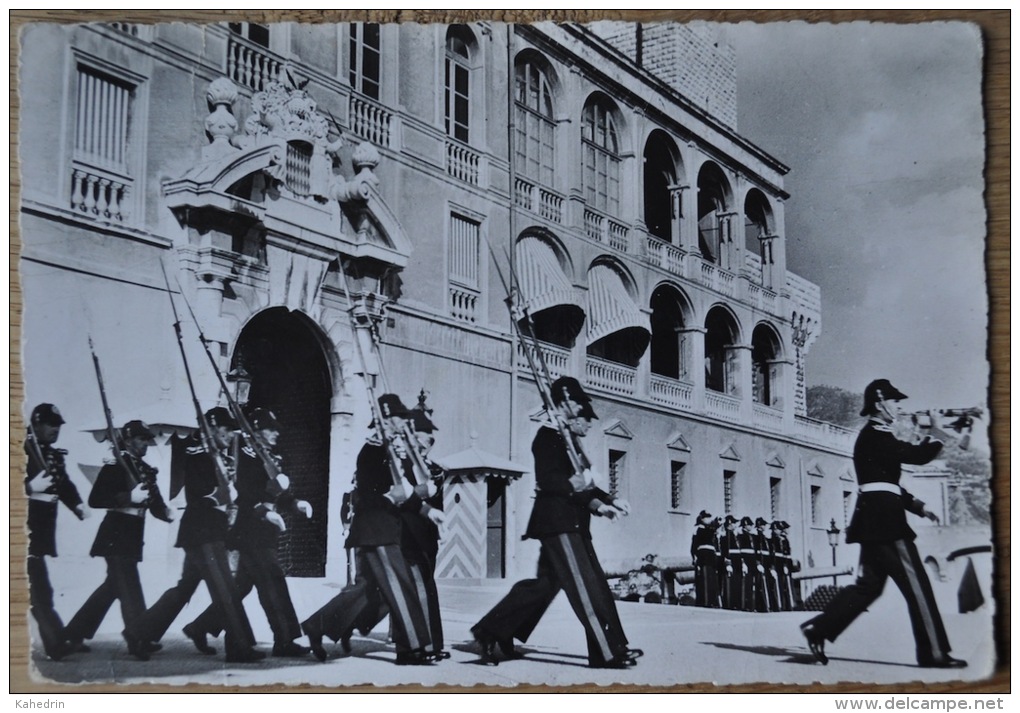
28,493,58,503
860,482,902,495
111,507,146,517
697,545,717,552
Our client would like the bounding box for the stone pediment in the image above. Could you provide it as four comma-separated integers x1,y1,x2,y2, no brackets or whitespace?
666,431,691,452
765,452,786,468
719,443,741,461
602,419,634,440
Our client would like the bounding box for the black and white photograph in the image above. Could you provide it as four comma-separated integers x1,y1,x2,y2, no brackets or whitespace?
12,11,1004,692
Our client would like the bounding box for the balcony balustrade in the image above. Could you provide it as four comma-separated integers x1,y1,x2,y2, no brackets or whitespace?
70,165,131,224
649,374,694,409
586,356,636,396
446,139,480,185
227,36,282,93
348,94,393,148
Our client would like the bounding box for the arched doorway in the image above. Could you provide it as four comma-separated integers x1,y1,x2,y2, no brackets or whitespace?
233,308,332,577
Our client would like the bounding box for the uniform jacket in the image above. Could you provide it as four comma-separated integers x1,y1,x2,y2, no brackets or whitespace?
524,426,614,540
346,442,428,549
229,441,296,550
398,461,442,562
753,530,773,569
845,419,943,544
735,530,756,569
719,529,739,568
770,533,791,572
88,452,167,561
175,434,232,549
25,437,83,557
690,525,719,565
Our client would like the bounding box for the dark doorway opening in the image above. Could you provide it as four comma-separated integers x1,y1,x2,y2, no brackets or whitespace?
233,308,332,577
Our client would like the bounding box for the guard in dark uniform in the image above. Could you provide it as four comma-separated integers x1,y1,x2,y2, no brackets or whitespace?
753,517,775,612
470,377,641,669
690,510,720,608
185,408,312,658
123,408,264,663
24,403,88,661
801,379,966,668
341,405,449,660
64,420,173,657
301,394,434,666
719,515,740,610
771,521,794,612
736,516,757,612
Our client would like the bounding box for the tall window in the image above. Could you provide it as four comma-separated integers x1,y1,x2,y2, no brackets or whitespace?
843,490,852,527
349,23,381,100
445,30,471,143
448,213,481,322
670,461,687,511
608,450,626,498
770,477,782,521
71,64,136,224
449,213,480,288
581,98,621,215
811,485,822,526
514,58,555,186
723,470,736,515
75,66,131,172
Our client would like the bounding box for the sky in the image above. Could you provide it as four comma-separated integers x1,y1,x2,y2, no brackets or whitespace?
719,21,988,412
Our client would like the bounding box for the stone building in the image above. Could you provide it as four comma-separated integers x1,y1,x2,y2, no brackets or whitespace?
18,20,942,588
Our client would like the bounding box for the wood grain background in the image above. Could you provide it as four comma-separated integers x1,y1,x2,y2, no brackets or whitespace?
8,9,1009,694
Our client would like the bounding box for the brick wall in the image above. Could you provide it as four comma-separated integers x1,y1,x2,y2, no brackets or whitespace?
589,21,738,129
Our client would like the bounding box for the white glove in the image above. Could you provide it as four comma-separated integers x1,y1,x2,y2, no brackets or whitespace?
425,508,445,526
385,484,409,505
129,482,149,505
275,473,291,491
581,468,596,488
413,481,439,499
756,564,765,574
296,500,313,519
612,498,631,516
265,510,287,532
726,565,734,575
741,563,748,575
74,504,90,520
228,483,238,504
595,502,621,520
27,473,55,494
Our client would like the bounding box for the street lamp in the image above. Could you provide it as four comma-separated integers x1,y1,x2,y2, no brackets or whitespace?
826,518,841,587
226,364,252,406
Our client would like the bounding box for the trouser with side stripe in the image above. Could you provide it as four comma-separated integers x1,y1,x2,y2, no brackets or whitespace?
302,545,430,655
804,538,953,664
189,544,301,645
474,532,629,666
126,541,255,654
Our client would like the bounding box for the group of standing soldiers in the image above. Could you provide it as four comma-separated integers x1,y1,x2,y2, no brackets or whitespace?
690,510,797,612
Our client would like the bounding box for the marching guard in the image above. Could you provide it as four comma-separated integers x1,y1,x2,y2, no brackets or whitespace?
752,517,775,613
801,379,966,668
124,408,264,663
471,377,641,669
301,394,434,665
64,420,174,656
184,408,313,659
24,403,89,661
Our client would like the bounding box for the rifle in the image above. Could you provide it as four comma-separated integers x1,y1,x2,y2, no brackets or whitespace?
336,260,418,498
171,272,285,489
484,241,592,479
87,335,172,522
160,260,235,507
25,425,71,498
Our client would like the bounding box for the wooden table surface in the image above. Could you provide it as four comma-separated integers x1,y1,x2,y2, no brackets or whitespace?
8,9,1009,694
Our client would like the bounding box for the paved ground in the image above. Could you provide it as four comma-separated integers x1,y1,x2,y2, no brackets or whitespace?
26,570,996,690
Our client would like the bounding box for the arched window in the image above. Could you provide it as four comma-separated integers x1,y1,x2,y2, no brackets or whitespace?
644,131,680,243
581,96,621,216
349,23,381,100
697,162,731,265
514,56,555,186
705,306,740,394
445,27,472,143
649,285,688,379
752,323,782,407
744,189,772,254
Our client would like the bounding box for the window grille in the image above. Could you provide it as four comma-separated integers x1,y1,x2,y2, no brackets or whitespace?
723,470,736,515
670,461,686,511
608,450,626,498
